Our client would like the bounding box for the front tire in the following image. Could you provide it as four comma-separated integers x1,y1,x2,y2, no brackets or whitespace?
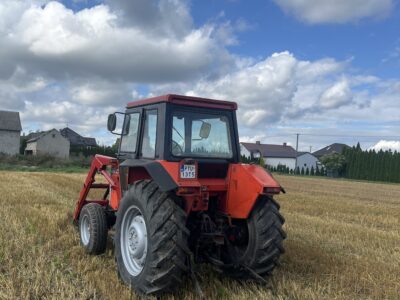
223,196,286,278
115,180,190,295
79,203,108,255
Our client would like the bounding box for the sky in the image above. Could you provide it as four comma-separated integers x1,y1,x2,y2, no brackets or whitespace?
0,0,399,152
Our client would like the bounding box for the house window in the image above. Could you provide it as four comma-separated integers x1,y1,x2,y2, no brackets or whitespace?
52,134,56,138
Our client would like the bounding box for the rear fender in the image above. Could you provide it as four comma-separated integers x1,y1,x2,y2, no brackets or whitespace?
224,164,282,219
120,159,178,192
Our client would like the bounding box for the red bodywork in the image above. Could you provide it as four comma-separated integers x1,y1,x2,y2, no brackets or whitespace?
73,155,282,221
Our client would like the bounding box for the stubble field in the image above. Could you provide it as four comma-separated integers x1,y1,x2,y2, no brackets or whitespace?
0,171,399,299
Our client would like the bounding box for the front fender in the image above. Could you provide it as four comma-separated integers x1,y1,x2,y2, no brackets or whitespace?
225,164,282,218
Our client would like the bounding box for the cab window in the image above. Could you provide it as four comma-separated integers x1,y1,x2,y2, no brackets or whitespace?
120,113,140,152
142,110,158,158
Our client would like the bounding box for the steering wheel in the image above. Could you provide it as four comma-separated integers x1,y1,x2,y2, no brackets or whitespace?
172,140,184,155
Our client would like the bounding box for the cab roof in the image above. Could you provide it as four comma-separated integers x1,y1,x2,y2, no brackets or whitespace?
127,94,237,110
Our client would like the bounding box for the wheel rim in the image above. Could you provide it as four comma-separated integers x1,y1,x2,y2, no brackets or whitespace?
120,205,148,276
80,215,90,246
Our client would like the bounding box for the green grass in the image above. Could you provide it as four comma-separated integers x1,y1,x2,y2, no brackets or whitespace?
0,164,89,173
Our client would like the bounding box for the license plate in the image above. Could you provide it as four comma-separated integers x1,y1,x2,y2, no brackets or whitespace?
180,164,196,179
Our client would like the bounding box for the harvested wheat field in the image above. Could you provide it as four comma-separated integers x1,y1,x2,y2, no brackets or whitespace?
0,171,399,299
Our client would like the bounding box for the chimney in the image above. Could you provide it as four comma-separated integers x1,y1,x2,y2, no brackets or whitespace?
256,141,260,145
283,142,287,146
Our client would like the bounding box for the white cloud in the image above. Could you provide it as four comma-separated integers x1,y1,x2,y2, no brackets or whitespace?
319,79,352,109
0,1,235,83
369,140,400,152
273,0,393,24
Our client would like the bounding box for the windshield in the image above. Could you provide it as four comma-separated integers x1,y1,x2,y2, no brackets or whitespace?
171,110,233,158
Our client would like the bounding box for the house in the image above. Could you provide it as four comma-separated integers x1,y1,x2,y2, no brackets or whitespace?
25,129,70,158
0,110,22,155
296,152,320,171
313,143,350,159
60,127,97,148
241,141,297,170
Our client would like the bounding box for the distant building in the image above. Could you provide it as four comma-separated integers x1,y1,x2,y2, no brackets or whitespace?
25,129,70,158
296,152,320,170
241,141,297,169
313,143,350,159
60,127,97,148
0,110,22,155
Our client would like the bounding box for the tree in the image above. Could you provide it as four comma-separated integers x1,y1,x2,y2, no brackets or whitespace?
315,165,320,176
310,166,315,176
305,167,309,175
259,156,266,167
295,166,300,175
301,167,305,175
320,166,325,176
320,153,346,176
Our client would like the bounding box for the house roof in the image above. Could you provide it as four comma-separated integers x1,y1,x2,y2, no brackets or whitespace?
60,127,97,147
313,143,350,158
241,142,297,158
26,129,58,143
0,111,22,131
296,151,319,159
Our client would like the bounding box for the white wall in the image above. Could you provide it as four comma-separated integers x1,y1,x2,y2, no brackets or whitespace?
297,153,319,171
240,144,251,158
26,129,70,158
0,130,20,155
264,157,296,170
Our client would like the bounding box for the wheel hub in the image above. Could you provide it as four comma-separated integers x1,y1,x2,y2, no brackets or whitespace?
120,206,148,276
128,216,146,258
80,215,90,246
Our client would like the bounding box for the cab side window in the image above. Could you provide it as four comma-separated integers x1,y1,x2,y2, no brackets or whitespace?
120,113,140,152
142,110,158,158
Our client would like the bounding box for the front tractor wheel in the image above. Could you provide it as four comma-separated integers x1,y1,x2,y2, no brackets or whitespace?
115,180,190,295
223,196,286,279
79,203,108,255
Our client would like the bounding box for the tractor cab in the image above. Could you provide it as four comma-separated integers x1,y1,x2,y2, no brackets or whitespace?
109,94,240,161
73,94,286,296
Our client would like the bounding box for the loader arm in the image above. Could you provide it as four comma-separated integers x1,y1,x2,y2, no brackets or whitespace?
73,155,120,222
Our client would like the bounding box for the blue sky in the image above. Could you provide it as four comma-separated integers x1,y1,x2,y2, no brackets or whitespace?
191,1,400,78
0,0,399,152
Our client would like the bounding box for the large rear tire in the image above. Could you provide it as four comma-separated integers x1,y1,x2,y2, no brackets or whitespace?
79,203,108,255
115,180,190,295
223,196,286,278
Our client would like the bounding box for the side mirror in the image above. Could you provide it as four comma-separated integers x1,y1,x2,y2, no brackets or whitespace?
199,122,211,139
107,113,117,132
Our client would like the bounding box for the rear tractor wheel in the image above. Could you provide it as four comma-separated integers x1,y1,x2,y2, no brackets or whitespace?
223,196,286,279
79,203,108,255
115,180,190,295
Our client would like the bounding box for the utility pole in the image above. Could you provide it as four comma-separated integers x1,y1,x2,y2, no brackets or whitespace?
309,145,312,153
295,133,299,171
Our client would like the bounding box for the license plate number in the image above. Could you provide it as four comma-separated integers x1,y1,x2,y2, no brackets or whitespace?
180,164,196,179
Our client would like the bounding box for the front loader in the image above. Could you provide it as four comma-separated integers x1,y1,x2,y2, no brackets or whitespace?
73,94,286,295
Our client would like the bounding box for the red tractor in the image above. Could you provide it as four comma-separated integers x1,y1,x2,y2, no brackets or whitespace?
73,94,286,295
